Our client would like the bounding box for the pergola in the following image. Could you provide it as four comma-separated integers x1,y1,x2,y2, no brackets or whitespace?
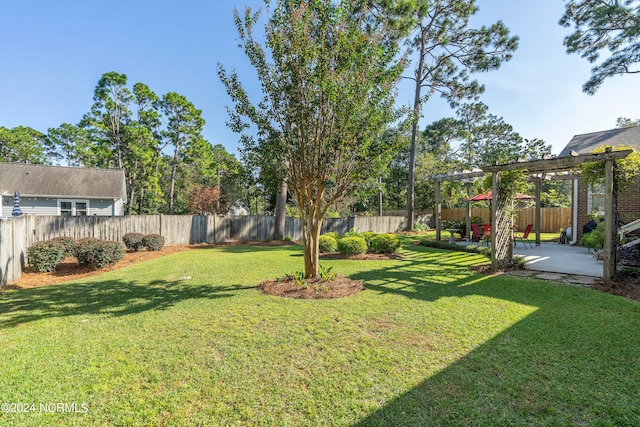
430,148,632,283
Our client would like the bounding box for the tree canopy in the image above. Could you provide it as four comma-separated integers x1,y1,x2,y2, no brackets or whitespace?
400,0,519,229
219,0,406,278
560,0,640,94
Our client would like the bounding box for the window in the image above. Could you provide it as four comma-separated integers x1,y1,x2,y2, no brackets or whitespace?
587,184,605,217
58,200,90,216
60,201,72,216
76,202,87,216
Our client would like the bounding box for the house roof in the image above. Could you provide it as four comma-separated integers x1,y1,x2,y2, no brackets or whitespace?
0,163,126,199
559,126,640,157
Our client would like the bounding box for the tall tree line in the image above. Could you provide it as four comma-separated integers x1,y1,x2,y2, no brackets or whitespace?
0,71,250,215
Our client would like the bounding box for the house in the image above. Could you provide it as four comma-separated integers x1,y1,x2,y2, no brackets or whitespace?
558,126,640,242
0,163,126,217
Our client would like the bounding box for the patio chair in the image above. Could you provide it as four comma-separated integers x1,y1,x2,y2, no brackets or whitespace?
514,224,533,249
481,224,491,246
471,223,482,242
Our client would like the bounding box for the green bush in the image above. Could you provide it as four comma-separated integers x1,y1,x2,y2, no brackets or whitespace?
76,239,125,269
362,231,377,248
319,235,338,253
123,233,145,251
337,236,367,256
580,222,605,250
370,234,401,254
27,241,67,272
443,217,483,239
322,232,341,241
343,228,363,239
50,236,76,257
419,238,492,257
142,234,165,251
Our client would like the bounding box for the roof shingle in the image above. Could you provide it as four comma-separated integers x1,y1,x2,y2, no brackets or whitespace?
0,163,126,199
559,126,640,157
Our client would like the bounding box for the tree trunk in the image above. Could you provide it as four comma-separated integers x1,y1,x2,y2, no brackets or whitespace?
273,178,288,240
377,176,383,216
169,142,180,214
139,186,145,214
303,213,322,279
127,160,138,215
406,37,426,231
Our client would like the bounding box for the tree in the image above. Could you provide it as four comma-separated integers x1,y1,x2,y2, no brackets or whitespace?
130,83,164,214
0,126,49,163
616,117,640,128
219,0,405,278
187,185,222,214
84,71,133,169
160,92,205,214
47,123,91,167
560,0,640,94
401,0,518,230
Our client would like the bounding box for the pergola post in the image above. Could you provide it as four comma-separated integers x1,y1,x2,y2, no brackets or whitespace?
603,150,616,282
491,171,499,272
535,179,541,246
435,180,442,242
465,181,472,241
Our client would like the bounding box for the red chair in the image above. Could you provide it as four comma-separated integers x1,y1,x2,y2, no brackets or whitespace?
471,223,482,242
481,224,492,246
514,224,533,249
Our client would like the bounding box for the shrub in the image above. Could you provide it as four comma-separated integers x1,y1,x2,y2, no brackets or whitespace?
337,236,367,256
343,228,363,239
123,233,145,251
319,235,338,253
27,241,66,272
580,222,605,250
370,234,401,254
362,231,377,248
50,236,76,257
419,238,492,257
413,223,430,232
142,234,165,251
76,239,125,269
322,232,341,241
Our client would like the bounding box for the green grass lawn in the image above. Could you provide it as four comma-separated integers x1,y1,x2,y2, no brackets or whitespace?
1,237,639,426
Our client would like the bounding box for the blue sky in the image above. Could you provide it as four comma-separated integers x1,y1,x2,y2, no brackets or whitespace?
1,0,638,157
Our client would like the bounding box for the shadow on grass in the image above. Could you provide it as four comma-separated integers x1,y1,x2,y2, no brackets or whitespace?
191,242,303,254
349,246,640,425
0,279,254,329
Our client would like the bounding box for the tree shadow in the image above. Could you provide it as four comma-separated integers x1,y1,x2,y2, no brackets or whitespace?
0,278,254,329
193,242,303,254
348,248,640,425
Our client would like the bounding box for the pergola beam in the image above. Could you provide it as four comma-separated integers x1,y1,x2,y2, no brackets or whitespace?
481,150,632,174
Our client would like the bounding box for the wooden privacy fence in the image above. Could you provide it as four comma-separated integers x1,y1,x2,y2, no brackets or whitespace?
33,215,406,246
441,207,572,232
0,215,37,286
0,214,406,286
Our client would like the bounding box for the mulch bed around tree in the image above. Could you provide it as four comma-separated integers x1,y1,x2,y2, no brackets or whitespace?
259,275,364,299
259,252,400,298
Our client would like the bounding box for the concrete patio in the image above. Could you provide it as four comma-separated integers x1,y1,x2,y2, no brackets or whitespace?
456,240,603,278
513,242,602,278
